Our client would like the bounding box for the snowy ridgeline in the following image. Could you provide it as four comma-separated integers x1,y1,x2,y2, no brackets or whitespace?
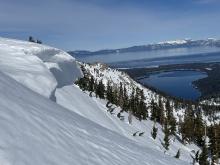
0,37,82,98
0,37,198,165
81,62,220,126
82,62,185,121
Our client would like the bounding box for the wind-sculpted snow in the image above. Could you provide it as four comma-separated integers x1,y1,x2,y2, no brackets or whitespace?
0,37,82,98
34,48,82,88
0,71,188,165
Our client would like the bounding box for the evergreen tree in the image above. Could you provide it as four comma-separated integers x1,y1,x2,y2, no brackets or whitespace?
129,88,136,114
122,85,129,111
163,119,170,150
118,82,124,108
175,149,180,159
137,89,147,120
158,97,165,125
151,122,158,139
88,76,95,92
150,99,157,121
194,111,205,146
169,117,177,135
209,125,217,157
96,80,105,99
76,77,89,91
112,87,119,105
199,144,209,165
94,79,98,98
133,88,140,119
106,81,113,102
216,124,220,158
180,105,195,143
165,99,176,135
165,99,172,121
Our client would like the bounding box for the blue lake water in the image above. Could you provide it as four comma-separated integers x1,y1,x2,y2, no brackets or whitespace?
74,46,218,100
74,46,220,68
138,71,207,100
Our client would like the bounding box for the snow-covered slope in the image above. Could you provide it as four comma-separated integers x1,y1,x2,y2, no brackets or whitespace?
0,37,198,164
0,37,82,98
55,62,200,163
82,62,157,105
56,84,199,163
0,70,189,165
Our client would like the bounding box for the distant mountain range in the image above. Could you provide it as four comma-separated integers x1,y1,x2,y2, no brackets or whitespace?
69,38,220,56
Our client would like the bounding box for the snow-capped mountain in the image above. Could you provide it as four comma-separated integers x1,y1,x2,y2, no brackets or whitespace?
0,37,203,165
69,38,220,56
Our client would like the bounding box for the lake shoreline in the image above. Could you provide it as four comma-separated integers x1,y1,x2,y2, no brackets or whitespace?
123,62,220,101
137,70,207,101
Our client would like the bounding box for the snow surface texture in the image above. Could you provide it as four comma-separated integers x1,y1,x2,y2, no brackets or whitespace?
0,68,188,165
0,37,196,164
56,62,200,163
56,84,199,164
0,37,82,98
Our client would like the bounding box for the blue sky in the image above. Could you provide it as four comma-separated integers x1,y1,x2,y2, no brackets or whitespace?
0,0,220,51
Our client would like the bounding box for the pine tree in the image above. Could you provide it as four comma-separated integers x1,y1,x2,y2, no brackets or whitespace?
76,77,89,91
118,82,124,108
165,99,172,121
180,105,195,143
209,125,217,157
150,99,157,121
163,119,170,150
94,79,98,98
122,85,129,111
151,122,158,139
169,117,177,135
175,149,180,159
194,110,205,146
133,88,140,119
96,80,105,99
158,97,165,125
199,144,209,165
138,89,147,120
112,87,118,105
106,81,113,102
165,99,176,135
88,76,95,92
129,88,136,114
216,124,220,158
